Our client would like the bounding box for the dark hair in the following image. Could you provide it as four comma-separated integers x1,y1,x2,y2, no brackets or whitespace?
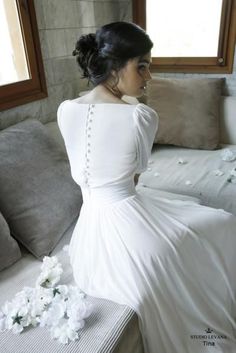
72,21,153,86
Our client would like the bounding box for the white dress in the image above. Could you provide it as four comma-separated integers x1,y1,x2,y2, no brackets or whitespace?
57,101,236,353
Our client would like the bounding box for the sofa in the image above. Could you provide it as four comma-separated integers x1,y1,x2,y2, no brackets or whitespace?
140,78,236,217
0,77,235,353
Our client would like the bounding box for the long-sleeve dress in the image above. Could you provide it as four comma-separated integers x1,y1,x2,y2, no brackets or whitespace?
57,101,236,353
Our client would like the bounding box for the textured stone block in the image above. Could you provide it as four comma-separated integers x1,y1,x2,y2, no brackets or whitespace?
77,1,96,27
44,29,67,58
43,0,78,29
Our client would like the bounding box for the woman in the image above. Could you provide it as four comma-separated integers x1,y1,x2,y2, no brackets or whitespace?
57,22,236,353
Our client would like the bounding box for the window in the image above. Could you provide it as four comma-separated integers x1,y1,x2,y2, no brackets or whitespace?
0,0,47,111
133,0,236,73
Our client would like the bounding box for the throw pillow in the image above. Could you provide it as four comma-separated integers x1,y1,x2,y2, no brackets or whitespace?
0,211,21,271
147,77,224,149
0,119,82,259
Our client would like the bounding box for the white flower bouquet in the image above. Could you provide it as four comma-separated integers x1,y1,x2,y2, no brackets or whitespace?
0,256,93,344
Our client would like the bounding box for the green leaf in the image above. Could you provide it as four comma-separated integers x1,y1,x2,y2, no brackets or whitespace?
12,314,23,325
53,288,60,297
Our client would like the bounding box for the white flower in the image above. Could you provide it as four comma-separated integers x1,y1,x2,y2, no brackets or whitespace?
213,169,224,176
68,285,86,300
36,256,63,288
221,148,236,162
0,256,93,344
178,158,187,165
227,168,236,183
52,285,69,300
5,311,25,334
12,322,24,334
16,286,34,302
41,256,60,271
67,300,93,322
185,180,192,186
68,318,85,331
36,265,62,288
227,176,236,183
40,302,65,328
230,167,236,177
51,320,79,344
18,306,30,325
30,287,54,317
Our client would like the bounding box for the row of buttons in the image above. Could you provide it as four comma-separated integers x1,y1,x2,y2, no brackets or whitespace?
84,104,95,185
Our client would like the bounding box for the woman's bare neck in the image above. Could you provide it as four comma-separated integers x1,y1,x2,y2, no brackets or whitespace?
72,85,129,105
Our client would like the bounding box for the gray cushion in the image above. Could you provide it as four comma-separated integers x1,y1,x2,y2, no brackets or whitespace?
0,212,21,271
140,144,236,216
0,119,82,259
147,78,224,150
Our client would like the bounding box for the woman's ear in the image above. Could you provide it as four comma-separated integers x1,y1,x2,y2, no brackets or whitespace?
111,69,117,77
109,70,120,87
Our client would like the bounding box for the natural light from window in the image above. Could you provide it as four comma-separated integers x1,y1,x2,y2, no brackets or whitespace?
146,0,223,57
0,0,29,86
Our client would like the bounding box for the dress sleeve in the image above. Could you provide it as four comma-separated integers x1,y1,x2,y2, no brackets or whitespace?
57,100,67,133
57,100,71,148
133,103,159,173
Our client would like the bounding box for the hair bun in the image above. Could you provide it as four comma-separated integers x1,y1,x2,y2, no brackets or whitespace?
73,33,98,56
73,22,153,86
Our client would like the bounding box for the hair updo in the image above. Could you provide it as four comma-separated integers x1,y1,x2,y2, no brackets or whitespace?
72,21,153,86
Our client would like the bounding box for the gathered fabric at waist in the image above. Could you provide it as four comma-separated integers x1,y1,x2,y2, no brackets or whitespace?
81,180,136,206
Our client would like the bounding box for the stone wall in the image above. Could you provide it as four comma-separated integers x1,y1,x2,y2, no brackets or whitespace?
0,0,131,126
1,0,235,128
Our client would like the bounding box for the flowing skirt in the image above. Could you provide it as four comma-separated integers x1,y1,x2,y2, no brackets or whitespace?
69,186,236,353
